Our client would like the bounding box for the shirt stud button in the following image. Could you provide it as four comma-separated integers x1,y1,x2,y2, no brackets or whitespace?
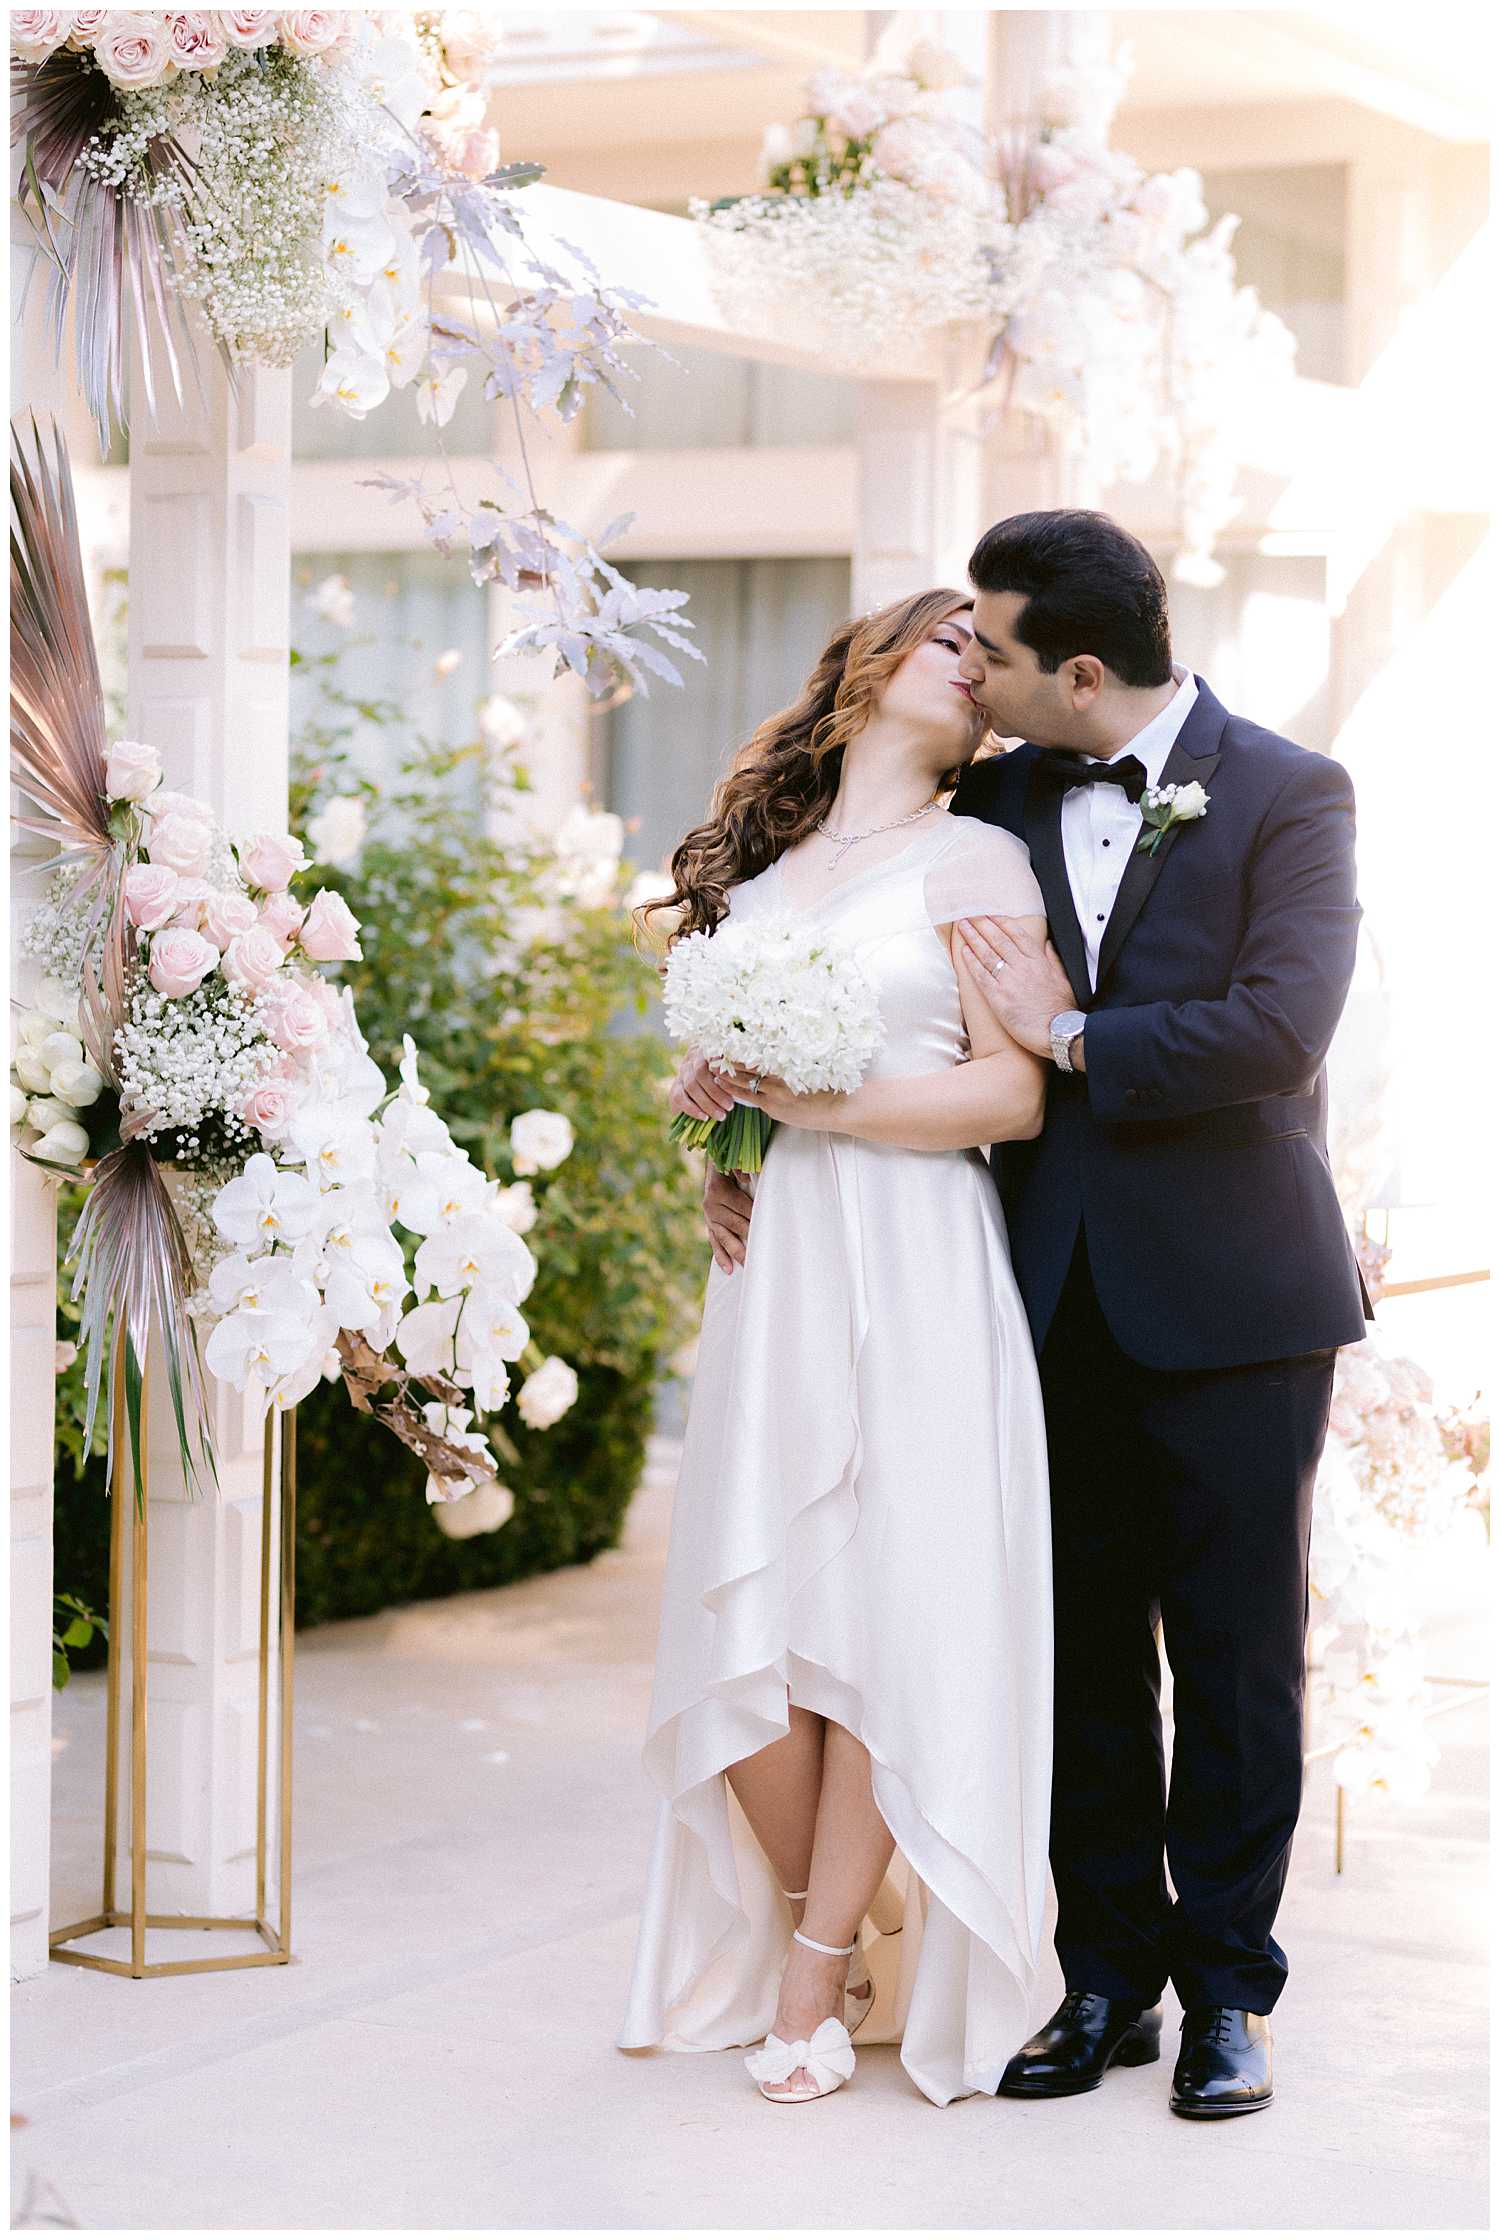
1096,913,1105,922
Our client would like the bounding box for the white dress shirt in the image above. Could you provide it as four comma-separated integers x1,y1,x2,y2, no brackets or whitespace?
1061,664,1198,990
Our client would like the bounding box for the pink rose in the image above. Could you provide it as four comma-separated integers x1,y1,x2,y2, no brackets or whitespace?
166,12,228,70
265,984,328,1052
298,888,363,962
146,811,214,878
123,862,179,933
92,11,174,88
147,926,220,999
10,11,73,63
455,127,501,181
240,1075,295,1138
220,10,278,48
257,890,307,948
149,788,213,825
277,11,348,57
66,11,109,47
168,875,214,926
199,889,260,949
238,830,309,892
103,737,163,803
307,974,342,1023
222,926,287,994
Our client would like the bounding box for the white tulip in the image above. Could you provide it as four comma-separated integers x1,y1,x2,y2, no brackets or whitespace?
27,1095,77,1134
17,1009,54,1046
30,1120,90,1167
12,1047,53,1095
11,1084,33,1128
34,976,81,1027
48,1059,106,1109
37,1031,84,1075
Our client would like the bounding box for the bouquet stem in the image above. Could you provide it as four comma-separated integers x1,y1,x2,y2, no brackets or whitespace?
671,1103,773,1175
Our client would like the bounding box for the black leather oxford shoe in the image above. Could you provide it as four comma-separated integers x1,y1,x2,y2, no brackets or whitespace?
997,1990,1163,2098
1170,2007,1273,2118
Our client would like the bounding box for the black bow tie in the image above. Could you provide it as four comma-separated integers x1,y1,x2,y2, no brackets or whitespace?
1034,749,1148,804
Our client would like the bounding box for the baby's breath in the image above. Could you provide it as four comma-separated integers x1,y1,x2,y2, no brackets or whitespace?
114,970,280,1167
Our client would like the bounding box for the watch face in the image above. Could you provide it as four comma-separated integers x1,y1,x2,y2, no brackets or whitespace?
1052,1011,1086,1039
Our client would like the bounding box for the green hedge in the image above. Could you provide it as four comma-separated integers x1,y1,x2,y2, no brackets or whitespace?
48,636,704,1655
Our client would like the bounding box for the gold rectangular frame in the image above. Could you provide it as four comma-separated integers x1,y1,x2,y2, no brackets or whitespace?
49,1342,297,1978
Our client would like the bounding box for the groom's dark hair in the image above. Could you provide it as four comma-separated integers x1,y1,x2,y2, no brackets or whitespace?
968,510,1173,689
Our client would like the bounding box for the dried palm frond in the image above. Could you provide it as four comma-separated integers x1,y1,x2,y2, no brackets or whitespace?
11,417,217,1499
335,1330,519,1480
12,50,208,449
68,1146,217,1506
10,412,128,1081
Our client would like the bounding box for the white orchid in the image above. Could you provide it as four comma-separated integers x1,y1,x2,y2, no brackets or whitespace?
413,1213,537,1304
418,1400,495,1485
290,1101,379,1191
213,1153,323,1248
394,1295,462,1378
205,1304,325,1392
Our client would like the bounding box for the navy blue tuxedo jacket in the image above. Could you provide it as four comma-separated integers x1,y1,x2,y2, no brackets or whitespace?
949,677,1371,1371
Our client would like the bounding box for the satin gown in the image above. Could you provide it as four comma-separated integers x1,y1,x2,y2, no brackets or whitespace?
617,813,1054,2106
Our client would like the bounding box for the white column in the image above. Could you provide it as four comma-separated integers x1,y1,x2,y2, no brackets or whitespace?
121,349,292,1917
9,262,65,1984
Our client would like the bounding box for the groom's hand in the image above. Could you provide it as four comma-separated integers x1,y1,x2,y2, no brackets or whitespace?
956,916,1075,1060
703,1165,754,1274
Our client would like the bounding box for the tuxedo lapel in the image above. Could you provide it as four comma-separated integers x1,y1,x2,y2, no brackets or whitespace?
1022,757,1092,1008
1094,677,1228,995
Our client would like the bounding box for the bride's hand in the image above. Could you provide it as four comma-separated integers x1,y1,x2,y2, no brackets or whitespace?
720,1068,846,1130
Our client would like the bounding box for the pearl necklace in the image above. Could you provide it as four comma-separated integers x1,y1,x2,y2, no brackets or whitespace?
814,797,941,868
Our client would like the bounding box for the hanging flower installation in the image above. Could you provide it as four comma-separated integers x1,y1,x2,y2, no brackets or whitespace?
11,415,575,1509
1308,1336,1488,1804
10,10,698,700
694,31,1296,583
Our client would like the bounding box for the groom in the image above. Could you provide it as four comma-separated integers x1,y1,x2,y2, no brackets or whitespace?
698,508,1369,2119
944,509,1369,2118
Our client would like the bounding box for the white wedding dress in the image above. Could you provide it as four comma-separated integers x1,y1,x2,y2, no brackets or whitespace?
617,813,1054,2106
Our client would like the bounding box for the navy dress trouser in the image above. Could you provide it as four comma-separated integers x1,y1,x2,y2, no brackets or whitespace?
1038,1232,1337,2016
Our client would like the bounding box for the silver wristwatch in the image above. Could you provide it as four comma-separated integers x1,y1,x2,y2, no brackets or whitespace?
1049,1009,1088,1073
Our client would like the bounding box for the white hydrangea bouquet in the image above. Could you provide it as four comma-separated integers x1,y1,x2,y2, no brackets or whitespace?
662,910,885,1175
11,417,576,1511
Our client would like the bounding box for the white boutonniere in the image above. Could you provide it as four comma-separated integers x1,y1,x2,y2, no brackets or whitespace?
1136,779,1210,858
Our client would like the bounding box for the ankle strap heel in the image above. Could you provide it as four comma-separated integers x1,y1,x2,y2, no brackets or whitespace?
792,1927,858,1957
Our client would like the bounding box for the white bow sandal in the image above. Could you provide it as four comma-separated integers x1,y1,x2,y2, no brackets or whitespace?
747,1928,861,2103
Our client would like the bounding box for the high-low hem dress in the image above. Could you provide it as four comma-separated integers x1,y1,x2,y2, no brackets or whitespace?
617,814,1054,2107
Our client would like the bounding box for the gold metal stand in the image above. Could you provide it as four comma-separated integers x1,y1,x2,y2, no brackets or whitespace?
50,1343,297,1978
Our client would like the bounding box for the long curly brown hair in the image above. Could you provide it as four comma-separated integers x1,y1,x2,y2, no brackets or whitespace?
640,588,991,943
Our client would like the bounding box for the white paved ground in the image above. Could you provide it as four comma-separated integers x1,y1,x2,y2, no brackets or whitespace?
12,1434,1488,2232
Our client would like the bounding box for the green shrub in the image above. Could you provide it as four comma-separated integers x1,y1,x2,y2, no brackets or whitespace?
50,641,704,1636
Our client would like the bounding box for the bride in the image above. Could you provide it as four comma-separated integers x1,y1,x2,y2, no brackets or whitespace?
617,589,1053,2107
